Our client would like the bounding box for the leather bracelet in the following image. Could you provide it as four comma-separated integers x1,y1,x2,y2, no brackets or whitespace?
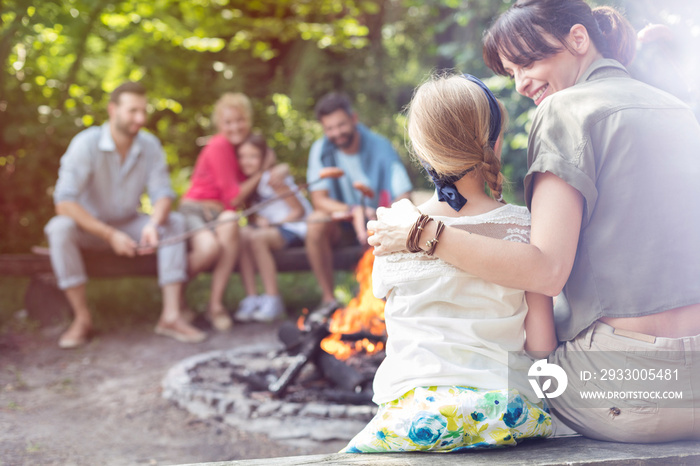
406,214,432,253
425,220,445,256
405,214,424,253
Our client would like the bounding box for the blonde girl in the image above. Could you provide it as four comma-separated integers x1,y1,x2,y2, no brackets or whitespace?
343,73,555,453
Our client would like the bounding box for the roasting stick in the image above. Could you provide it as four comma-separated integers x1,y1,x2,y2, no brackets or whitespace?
268,299,341,395
265,183,376,395
351,181,375,240
138,167,345,251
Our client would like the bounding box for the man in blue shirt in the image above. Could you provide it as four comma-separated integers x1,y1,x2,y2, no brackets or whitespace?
45,82,206,348
305,92,413,311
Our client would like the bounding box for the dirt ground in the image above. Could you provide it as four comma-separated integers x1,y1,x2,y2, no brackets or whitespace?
0,318,347,466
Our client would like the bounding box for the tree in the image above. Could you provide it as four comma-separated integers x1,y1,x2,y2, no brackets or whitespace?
2,0,698,253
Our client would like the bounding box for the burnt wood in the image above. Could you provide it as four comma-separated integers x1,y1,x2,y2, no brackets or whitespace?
317,350,366,392
268,302,341,395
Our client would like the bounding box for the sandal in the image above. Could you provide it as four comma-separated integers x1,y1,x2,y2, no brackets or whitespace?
58,321,93,349
155,318,207,343
206,309,233,331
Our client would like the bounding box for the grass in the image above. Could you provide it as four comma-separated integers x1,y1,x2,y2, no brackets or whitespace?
0,271,359,333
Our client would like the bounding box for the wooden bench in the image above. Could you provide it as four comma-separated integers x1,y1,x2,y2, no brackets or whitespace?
183,437,700,465
0,245,365,325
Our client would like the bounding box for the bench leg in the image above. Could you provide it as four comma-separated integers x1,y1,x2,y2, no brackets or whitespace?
25,274,72,326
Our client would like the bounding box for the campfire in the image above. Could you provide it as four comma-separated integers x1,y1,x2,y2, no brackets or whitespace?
317,250,386,361
225,248,388,404
162,249,385,440
171,249,386,408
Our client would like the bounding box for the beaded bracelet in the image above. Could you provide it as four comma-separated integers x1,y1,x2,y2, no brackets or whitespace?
425,220,445,256
406,214,432,253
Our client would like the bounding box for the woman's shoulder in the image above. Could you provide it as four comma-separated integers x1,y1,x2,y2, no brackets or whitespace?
200,134,234,156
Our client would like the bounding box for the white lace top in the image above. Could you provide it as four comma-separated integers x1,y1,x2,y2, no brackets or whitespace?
372,204,538,404
255,171,312,238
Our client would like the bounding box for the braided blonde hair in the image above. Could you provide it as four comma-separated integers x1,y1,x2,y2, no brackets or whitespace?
407,73,507,201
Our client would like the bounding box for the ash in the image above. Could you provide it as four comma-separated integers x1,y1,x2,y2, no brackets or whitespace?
162,344,380,446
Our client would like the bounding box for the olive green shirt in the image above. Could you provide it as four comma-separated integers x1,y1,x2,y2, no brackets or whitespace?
524,59,700,341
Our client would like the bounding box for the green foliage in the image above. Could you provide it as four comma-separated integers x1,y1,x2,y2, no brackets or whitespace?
1,0,698,252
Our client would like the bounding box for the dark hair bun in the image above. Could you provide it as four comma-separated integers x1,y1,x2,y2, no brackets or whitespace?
593,6,636,66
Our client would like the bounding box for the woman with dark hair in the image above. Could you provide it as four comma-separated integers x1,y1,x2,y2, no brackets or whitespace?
368,0,700,443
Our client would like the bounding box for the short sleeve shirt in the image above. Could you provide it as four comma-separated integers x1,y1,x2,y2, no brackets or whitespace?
524,59,700,341
182,134,245,209
306,127,413,209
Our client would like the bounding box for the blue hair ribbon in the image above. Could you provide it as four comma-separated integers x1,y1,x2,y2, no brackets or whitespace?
463,74,502,149
423,74,501,212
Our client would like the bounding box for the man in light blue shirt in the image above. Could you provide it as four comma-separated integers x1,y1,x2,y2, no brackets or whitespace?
305,92,412,311
45,82,206,348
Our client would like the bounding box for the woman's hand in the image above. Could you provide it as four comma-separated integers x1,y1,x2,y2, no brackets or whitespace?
367,198,421,255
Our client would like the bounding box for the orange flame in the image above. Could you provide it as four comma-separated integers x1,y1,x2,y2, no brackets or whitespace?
297,308,309,330
320,249,386,360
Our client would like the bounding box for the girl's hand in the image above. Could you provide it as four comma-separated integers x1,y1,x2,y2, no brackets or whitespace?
255,216,270,228
367,198,421,255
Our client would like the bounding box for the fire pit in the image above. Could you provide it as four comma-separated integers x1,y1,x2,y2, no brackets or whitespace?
162,250,386,445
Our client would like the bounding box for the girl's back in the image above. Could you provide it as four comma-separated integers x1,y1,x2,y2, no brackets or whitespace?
342,73,554,453
372,204,537,405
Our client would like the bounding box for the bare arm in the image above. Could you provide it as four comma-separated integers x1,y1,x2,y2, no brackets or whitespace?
310,190,350,214
138,197,173,254
148,196,172,226
369,173,583,296
523,291,557,359
278,196,305,224
56,201,113,241
274,172,306,224
230,171,264,209
230,148,279,209
55,201,137,256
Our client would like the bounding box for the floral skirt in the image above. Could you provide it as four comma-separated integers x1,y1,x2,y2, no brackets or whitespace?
341,386,552,453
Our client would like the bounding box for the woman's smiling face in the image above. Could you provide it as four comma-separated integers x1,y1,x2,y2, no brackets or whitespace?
499,27,596,106
501,48,582,106
217,105,251,145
